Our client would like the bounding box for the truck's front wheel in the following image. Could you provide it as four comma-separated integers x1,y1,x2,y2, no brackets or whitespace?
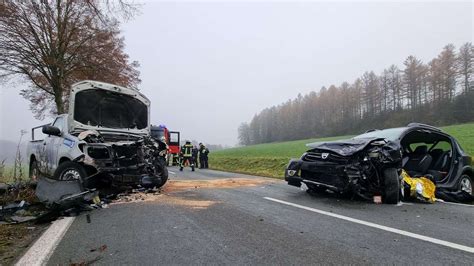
54,161,87,182
156,166,169,188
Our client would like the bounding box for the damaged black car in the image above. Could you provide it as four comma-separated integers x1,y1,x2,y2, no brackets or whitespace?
285,123,473,204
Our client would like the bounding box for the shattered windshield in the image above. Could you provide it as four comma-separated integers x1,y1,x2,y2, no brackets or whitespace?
74,89,148,129
353,127,406,141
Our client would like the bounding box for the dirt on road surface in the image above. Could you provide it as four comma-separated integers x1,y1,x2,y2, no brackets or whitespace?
112,177,274,209
163,177,273,192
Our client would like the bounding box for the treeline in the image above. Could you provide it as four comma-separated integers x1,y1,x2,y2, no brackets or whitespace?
238,43,473,145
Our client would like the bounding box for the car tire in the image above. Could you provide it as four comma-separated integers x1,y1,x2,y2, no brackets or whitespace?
29,159,40,180
458,174,473,196
54,161,87,182
155,165,169,188
383,168,400,204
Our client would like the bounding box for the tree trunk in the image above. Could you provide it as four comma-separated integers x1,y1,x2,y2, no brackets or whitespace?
53,85,64,114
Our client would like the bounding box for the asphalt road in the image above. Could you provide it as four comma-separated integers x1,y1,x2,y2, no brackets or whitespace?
47,167,473,265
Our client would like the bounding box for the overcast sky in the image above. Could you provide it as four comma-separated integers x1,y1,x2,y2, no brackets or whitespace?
0,1,472,146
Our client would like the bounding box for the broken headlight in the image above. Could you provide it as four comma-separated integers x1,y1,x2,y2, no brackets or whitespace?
287,170,297,176
87,146,111,159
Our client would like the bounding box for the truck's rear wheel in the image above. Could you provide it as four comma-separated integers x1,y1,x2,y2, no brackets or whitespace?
383,168,400,204
29,159,40,180
54,161,86,182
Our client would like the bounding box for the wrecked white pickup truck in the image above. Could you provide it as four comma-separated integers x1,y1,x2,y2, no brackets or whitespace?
27,80,169,191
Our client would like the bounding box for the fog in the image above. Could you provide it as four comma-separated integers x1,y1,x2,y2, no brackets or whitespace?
0,1,472,146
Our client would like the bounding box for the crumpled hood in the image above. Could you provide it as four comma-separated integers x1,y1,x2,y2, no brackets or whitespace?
68,80,150,136
306,137,387,156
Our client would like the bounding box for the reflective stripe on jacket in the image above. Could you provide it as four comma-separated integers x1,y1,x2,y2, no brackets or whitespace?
181,144,193,157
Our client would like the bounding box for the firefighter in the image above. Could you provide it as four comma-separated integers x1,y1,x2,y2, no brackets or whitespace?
192,145,199,169
180,140,195,171
199,143,210,169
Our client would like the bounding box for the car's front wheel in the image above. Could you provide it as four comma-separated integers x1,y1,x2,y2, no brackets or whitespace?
54,161,87,182
459,174,473,196
383,168,400,204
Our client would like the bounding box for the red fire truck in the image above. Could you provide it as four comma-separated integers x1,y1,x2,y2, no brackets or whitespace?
151,125,180,166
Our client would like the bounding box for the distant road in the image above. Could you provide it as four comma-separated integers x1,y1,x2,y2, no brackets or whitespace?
44,167,473,264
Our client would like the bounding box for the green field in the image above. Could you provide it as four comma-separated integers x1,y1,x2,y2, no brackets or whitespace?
210,123,474,178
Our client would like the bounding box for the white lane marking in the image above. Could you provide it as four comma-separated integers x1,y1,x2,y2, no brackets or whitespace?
438,200,474,207
264,197,474,254
16,217,76,266
169,171,176,175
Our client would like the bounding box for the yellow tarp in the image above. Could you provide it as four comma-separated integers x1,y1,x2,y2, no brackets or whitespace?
401,170,436,203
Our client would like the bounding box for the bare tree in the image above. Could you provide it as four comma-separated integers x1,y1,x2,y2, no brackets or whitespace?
0,0,141,118
437,44,458,100
361,71,380,116
403,56,424,109
457,42,473,94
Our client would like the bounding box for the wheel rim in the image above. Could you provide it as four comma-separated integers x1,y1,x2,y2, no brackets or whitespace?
460,177,472,194
61,169,81,181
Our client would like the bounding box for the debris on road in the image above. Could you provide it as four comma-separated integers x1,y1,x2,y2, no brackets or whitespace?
373,196,382,204
113,189,161,203
35,176,98,209
435,190,474,203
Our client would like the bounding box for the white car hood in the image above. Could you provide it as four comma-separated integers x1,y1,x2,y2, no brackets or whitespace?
68,80,150,136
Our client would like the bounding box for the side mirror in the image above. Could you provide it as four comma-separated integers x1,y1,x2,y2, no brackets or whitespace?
42,125,61,136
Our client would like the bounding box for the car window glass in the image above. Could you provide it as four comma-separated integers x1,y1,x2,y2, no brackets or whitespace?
409,141,452,152
170,133,179,143
432,141,452,152
52,117,64,133
409,143,433,151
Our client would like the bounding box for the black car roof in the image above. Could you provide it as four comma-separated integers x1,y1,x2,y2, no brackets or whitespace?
406,123,443,132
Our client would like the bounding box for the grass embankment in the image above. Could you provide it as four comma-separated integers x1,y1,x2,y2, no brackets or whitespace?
0,166,28,184
210,123,474,178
